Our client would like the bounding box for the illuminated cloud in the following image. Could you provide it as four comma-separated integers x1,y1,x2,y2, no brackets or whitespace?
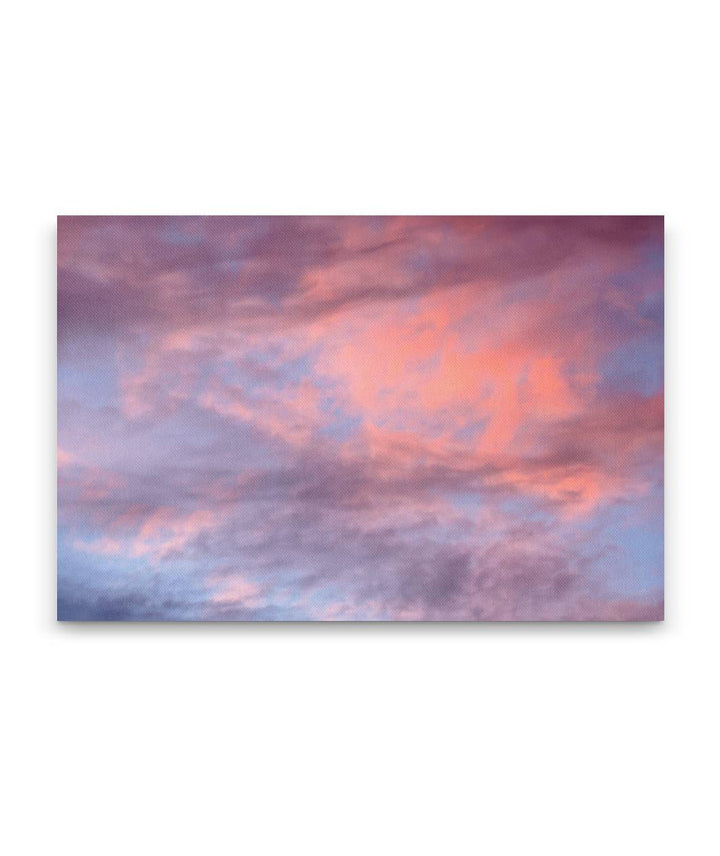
57,216,663,620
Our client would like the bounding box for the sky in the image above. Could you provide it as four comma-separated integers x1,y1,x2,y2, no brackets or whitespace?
57,216,664,620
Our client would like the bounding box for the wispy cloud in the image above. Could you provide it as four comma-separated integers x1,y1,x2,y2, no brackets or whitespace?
58,216,663,620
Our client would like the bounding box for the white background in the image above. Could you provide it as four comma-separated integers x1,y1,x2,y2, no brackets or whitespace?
2,1,718,854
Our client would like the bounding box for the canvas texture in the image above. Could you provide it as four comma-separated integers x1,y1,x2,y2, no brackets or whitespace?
57,216,664,621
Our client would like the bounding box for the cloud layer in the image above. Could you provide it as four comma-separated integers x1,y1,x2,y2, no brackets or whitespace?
57,216,663,620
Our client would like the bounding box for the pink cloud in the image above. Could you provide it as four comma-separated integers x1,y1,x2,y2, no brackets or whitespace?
57,448,75,469
58,216,663,620
206,573,263,607
131,508,218,561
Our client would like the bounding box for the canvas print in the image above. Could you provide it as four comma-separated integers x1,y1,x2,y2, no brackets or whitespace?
57,216,664,621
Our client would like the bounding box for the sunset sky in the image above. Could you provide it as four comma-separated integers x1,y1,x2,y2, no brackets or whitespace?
57,216,663,620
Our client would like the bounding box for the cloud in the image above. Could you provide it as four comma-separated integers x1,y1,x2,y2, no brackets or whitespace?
57,216,663,620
